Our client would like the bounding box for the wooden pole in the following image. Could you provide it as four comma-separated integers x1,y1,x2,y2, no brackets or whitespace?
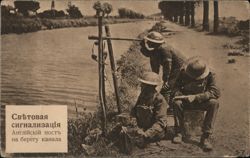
213,0,219,33
88,35,142,42
97,13,107,136
105,25,122,114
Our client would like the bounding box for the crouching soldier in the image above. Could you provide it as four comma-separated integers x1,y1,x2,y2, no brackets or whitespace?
172,57,220,151
130,71,168,146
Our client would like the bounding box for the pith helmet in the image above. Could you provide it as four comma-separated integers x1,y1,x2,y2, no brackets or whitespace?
138,72,161,86
144,31,165,44
184,57,210,80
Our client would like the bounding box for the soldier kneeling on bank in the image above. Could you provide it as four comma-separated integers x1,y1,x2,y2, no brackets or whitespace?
130,71,168,147
172,57,220,151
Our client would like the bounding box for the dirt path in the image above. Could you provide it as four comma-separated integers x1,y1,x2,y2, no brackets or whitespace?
133,21,249,157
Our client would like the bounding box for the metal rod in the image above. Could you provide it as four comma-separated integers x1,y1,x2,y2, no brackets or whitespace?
88,35,142,42
105,25,122,114
98,13,107,136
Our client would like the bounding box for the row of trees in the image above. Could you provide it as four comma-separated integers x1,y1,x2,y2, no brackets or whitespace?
118,8,145,19
2,0,83,19
159,1,196,27
14,0,40,16
3,0,145,20
158,1,219,32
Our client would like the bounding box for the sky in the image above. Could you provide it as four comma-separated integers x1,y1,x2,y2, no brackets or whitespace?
1,0,249,20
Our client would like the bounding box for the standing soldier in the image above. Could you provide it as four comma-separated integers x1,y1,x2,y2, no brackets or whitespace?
172,57,220,151
130,71,168,146
140,31,186,113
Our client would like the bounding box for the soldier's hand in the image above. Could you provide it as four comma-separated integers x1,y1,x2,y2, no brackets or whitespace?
162,82,170,90
187,95,196,103
120,126,128,134
137,129,147,138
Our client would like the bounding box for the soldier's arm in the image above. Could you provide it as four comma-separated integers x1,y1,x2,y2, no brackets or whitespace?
162,49,172,83
172,70,185,96
130,93,142,117
194,72,220,103
150,56,160,74
144,95,168,139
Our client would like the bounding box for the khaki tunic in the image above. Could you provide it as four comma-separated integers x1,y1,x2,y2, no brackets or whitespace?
131,89,168,139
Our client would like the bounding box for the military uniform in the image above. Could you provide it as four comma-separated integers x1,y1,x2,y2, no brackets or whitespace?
141,45,185,105
131,88,168,142
173,69,220,137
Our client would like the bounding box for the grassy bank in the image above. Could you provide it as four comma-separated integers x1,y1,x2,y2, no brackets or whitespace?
175,17,249,53
64,30,150,157
1,16,146,34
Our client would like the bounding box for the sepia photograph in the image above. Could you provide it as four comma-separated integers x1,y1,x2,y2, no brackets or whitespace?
0,0,249,157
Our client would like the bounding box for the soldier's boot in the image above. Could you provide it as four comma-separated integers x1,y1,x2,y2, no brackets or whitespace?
172,133,182,144
200,133,213,152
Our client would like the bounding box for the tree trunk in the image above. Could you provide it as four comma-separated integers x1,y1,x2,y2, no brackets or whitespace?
184,2,190,26
174,15,178,22
190,2,195,27
214,0,219,33
179,2,184,25
179,15,184,25
203,1,209,31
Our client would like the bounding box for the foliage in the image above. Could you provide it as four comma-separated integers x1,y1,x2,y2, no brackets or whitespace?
66,4,83,18
38,9,66,18
103,2,113,17
1,16,42,34
68,112,100,155
14,0,40,16
1,16,142,34
1,5,15,17
118,8,145,19
158,1,199,22
93,1,113,17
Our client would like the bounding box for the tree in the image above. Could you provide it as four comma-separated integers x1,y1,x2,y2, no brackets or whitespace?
158,1,168,20
38,10,65,18
178,1,185,25
214,0,219,33
14,0,40,16
118,8,144,19
67,4,83,18
190,1,195,27
103,2,113,17
51,0,55,10
1,5,15,17
203,1,209,31
184,1,191,26
93,1,113,17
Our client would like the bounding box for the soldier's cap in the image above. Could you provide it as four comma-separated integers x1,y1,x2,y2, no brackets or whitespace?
144,31,165,44
138,72,161,86
184,56,210,80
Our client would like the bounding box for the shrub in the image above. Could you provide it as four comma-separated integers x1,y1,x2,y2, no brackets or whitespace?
38,9,66,18
118,8,145,19
1,17,42,34
67,4,83,19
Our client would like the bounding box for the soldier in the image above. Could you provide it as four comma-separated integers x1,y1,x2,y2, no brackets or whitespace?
140,31,186,112
130,71,168,145
172,57,220,151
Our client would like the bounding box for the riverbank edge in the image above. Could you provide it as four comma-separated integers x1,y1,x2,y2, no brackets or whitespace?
7,22,151,157
1,17,148,35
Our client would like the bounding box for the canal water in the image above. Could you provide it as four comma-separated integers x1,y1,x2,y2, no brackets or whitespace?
1,21,155,112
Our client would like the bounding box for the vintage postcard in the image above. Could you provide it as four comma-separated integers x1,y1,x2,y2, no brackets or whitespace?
1,0,249,157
